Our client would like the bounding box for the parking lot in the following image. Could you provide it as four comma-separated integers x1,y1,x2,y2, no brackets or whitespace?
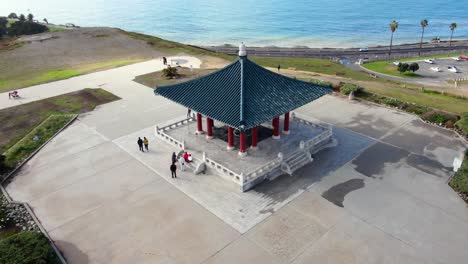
405,57,468,82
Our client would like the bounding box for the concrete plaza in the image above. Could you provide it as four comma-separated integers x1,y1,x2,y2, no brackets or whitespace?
3,59,468,263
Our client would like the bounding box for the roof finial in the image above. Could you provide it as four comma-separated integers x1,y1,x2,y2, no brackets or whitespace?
239,42,247,57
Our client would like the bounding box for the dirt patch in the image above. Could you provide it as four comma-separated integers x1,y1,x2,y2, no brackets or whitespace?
0,88,119,153
134,67,215,88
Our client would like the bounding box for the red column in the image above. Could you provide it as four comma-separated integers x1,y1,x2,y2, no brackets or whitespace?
283,112,290,135
227,127,234,150
196,113,203,134
272,117,280,139
206,117,213,139
239,131,247,156
251,127,258,149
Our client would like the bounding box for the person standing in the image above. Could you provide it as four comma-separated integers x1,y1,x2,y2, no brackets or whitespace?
143,137,149,151
172,152,177,164
137,137,144,152
163,57,167,65
187,109,192,118
178,156,185,172
170,162,177,178
277,65,281,72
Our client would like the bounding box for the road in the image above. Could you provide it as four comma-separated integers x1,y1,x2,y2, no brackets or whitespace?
202,40,468,61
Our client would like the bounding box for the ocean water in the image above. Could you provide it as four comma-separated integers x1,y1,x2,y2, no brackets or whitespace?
1,0,467,48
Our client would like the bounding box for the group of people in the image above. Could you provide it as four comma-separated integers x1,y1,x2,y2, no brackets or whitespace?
8,90,19,99
137,137,149,152
136,135,195,179
170,151,193,178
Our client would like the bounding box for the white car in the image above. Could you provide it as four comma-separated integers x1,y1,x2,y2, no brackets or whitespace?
452,57,461,61
359,47,369,52
430,67,441,72
424,59,434,64
448,66,459,73
392,61,401,66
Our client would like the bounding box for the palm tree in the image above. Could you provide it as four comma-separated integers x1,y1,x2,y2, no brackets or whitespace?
388,20,398,61
419,19,428,56
449,23,457,47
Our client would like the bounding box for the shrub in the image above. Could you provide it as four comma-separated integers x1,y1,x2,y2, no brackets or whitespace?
8,13,18,19
421,111,458,124
408,62,419,72
0,232,61,264
7,21,48,37
0,154,9,175
397,63,409,74
455,112,468,136
0,17,7,38
402,104,429,115
161,65,178,79
340,83,363,95
449,155,468,200
383,97,401,107
445,120,455,128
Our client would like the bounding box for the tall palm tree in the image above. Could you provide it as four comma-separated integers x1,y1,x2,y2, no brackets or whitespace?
388,20,399,61
419,19,428,56
449,23,457,47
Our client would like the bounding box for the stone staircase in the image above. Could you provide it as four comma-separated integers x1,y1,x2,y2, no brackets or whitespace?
280,150,313,176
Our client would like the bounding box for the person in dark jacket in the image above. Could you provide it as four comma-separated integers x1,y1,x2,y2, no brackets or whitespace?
137,137,144,152
172,152,177,164
170,162,177,178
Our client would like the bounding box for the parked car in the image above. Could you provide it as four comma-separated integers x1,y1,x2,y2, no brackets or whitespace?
452,57,461,61
430,67,441,72
424,59,435,64
459,55,468,60
448,66,460,73
392,61,401,66
359,47,369,52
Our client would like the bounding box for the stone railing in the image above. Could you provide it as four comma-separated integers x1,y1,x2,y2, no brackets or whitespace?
291,112,330,130
158,117,194,131
202,152,244,184
155,117,195,150
302,128,333,150
243,153,283,183
155,126,185,150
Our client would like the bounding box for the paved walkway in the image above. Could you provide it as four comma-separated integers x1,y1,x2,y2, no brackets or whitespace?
3,62,468,263
0,56,201,110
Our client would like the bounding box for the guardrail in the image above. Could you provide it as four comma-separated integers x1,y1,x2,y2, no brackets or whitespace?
202,152,243,184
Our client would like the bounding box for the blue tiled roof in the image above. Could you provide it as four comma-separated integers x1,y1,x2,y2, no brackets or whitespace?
155,57,332,130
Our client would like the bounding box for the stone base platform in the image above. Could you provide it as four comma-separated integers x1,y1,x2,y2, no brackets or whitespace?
157,114,334,191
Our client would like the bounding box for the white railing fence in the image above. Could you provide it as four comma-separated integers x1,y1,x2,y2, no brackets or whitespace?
203,152,244,184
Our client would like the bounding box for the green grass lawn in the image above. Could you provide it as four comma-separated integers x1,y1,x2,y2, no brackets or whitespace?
47,26,67,32
134,67,215,88
362,61,422,78
0,59,143,92
3,114,74,168
0,88,120,154
359,84,468,115
251,57,376,81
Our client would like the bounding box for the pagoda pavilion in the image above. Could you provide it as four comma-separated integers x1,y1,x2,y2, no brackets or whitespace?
155,44,332,156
